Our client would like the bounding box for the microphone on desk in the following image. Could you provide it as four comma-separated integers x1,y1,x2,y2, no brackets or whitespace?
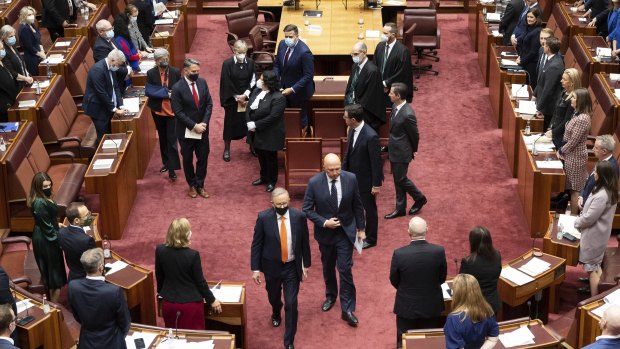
453,257,459,273
526,300,532,327
532,133,544,156
174,310,181,339
16,298,34,326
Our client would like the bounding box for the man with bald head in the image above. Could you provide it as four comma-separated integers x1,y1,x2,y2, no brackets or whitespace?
303,153,365,327
583,304,620,348
390,217,447,348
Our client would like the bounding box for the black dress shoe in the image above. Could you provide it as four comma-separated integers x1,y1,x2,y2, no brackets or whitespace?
322,299,335,312
159,166,168,173
578,277,589,283
408,196,427,215
384,210,406,219
252,178,265,186
341,311,358,327
266,184,275,192
362,241,376,249
271,313,281,327
168,170,177,181
223,150,230,162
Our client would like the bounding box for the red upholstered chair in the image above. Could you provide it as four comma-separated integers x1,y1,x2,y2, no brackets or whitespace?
599,235,620,293
226,9,267,53
248,26,276,73
312,108,347,155
285,138,322,190
284,108,302,139
405,9,440,77
0,235,44,294
238,0,279,39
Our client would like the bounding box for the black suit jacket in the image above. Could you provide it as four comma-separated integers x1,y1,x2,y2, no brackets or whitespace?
83,59,123,122
342,123,383,192
245,89,286,151
534,53,564,116
219,56,256,107
251,207,311,280
93,36,123,62
373,40,413,102
459,253,502,313
132,0,155,45
390,240,447,319
42,0,75,29
171,77,213,139
388,103,419,163
155,245,216,304
581,157,620,201
0,65,18,117
302,171,365,245
273,39,315,102
68,278,131,349
146,66,181,112
58,225,96,280
345,60,385,125
499,0,526,45
2,46,27,90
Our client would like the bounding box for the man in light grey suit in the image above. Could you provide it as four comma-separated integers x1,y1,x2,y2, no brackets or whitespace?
384,83,426,219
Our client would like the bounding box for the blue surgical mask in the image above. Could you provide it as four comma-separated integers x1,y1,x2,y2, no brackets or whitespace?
105,30,114,39
6,37,16,46
352,56,360,64
0,49,6,58
109,65,119,72
284,37,295,48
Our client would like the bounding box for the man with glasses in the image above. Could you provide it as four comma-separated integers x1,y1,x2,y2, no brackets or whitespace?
59,202,96,281
0,304,18,348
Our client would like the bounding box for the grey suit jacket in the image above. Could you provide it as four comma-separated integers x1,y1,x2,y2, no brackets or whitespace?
576,189,617,265
388,103,419,163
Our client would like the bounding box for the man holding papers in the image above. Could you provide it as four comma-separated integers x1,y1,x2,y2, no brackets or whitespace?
583,304,620,348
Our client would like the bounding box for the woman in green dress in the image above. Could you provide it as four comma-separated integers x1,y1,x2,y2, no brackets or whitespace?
27,172,67,302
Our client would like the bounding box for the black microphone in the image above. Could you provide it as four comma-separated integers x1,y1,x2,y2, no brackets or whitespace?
174,310,181,339
16,298,34,326
526,300,532,327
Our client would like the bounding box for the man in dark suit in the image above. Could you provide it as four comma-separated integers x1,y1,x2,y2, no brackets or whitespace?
42,0,78,42
0,304,18,349
533,28,554,89
0,268,17,346
499,0,526,46
83,49,128,145
534,36,564,130
373,22,414,107
511,0,539,45
59,202,96,281
342,104,383,249
345,42,385,131
302,153,365,327
251,188,311,349
273,24,315,135
68,248,131,349
579,135,620,208
93,20,123,62
171,58,213,199
390,217,447,348
385,83,426,219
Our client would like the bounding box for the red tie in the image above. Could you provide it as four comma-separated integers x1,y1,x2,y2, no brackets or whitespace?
191,82,199,108
284,47,291,66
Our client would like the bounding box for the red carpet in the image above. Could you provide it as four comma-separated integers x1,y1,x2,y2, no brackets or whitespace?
101,13,591,348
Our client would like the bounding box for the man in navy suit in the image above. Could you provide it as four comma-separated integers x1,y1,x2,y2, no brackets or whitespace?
251,188,311,349
68,248,131,349
93,20,123,62
83,49,128,145
302,153,365,327
59,202,96,281
390,217,447,348
171,58,213,199
534,36,564,130
272,24,315,135
582,304,620,349
579,135,620,208
511,0,539,45
0,304,18,349
342,104,383,249
500,0,526,46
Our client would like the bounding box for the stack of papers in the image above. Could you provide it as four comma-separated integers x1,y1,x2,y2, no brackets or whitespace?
104,260,128,275
441,283,452,299
37,80,50,88
614,88,620,99
16,299,34,314
123,97,141,113
93,158,114,170
43,55,64,64
492,30,502,37
500,266,534,285
518,257,551,277
610,73,620,81
212,285,243,303
156,339,214,349
55,41,71,48
558,214,581,239
102,139,122,150
498,326,536,347
597,47,612,58
155,18,174,25
154,31,170,38
536,160,563,169
523,134,555,152
162,11,178,19
125,332,158,349
515,100,536,114
512,84,529,98
486,13,501,22
501,51,518,57
18,100,36,108
591,289,620,318
139,62,156,71
501,59,518,66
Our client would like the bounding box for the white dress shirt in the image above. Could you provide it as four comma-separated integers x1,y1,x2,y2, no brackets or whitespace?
352,121,365,148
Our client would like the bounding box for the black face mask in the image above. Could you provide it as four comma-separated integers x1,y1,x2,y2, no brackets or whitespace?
275,206,288,216
81,214,94,227
188,73,199,82
159,61,169,68
42,188,52,197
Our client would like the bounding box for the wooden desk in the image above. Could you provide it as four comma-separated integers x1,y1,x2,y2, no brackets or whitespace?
38,37,80,78
517,133,566,237
0,121,25,230
566,284,620,348
7,75,59,128
501,82,544,177
14,290,65,349
128,323,235,349
112,89,157,179
594,73,620,138
489,45,527,128
546,2,596,54
84,132,138,239
105,251,157,326
543,212,579,267
62,213,103,248
477,13,502,87
468,4,496,53
0,0,27,27
65,4,111,47
166,0,197,53
151,12,186,70
403,319,562,349
564,35,619,88
205,281,247,349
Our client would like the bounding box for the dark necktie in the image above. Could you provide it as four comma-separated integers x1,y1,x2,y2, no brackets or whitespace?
330,179,338,210
284,47,292,66
346,65,360,105
109,70,117,107
390,105,397,120
348,128,355,150
382,44,389,75
191,82,199,108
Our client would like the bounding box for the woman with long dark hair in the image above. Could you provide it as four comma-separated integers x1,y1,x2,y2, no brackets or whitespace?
516,8,542,87
459,226,502,314
114,12,141,71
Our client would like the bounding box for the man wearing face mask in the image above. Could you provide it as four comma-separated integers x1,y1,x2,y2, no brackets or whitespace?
0,304,19,349
251,187,311,349
373,22,413,108
172,58,213,199
58,202,97,281
345,42,385,131
272,24,315,136
83,49,128,145
93,20,124,62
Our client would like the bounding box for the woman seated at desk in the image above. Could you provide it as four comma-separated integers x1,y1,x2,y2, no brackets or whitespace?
515,8,542,88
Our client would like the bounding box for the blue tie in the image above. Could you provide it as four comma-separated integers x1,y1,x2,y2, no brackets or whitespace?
330,180,338,211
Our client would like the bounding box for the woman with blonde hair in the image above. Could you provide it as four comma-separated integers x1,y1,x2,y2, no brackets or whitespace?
155,218,222,330
17,6,45,76
444,274,499,349
546,68,581,150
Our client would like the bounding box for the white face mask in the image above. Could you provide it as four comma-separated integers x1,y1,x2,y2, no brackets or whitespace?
256,79,263,90
26,15,35,24
236,53,246,61
380,34,389,42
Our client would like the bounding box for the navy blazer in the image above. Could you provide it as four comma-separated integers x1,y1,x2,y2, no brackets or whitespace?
0,339,18,349
342,123,383,192
171,77,213,139
499,0,526,45
388,103,419,163
513,3,539,39
68,278,131,349
302,170,365,245
581,157,620,201
250,207,311,280
534,53,564,116
18,24,42,75
58,225,96,281
83,59,123,122
272,39,315,102
93,36,123,62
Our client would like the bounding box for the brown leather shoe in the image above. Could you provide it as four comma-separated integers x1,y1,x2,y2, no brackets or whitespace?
197,187,210,198
188,186,197,198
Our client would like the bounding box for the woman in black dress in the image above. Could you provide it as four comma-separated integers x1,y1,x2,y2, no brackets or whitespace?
18,6,46,77
0,40,19,122
516,8,542,87
0,25,33,90
545,68,581,149
459,226,502,314
219,40,256,162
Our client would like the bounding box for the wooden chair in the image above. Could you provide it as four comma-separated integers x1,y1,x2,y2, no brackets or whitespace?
312,108,347,155
284,108,302,139
599,235,620,293
0,234,44,294
248,26,276,73
284,138,322,190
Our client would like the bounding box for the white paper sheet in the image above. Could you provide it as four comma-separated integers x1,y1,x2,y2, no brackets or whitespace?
501,59,518,66
55,41,71,47
105,260,129,275
486,13,501,22
93,158,114,170
18,100,36,108
610,73,620,81
211,285,243,303
102,139,122,150
139,62,156,72
597,47,612,57
558,214,580,238
516,100,536,114
16,299,34,314
122,97,140,113
155,18,174,25
162,12,178,19
154,31,170,38
37,80,50,88
535,160,564,169
500,266,534,286
511,84,529,98
354,237,363,254
125,331,158,349
501,52,518,57
184,128,202,140
492,30,503,37
498,325,536,347
42,56,64,64
441,283,451,299
517,257,551,277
